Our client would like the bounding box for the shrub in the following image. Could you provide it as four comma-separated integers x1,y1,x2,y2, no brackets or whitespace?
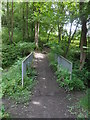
79,91,89,110
46,41,65,56
70,75,85,91
47,42,87,91
2,42,35,68
56,66,85,91
2,27,23,44
0,105,9,118
48,52,57,71
73,68,89,86
2,58,36,103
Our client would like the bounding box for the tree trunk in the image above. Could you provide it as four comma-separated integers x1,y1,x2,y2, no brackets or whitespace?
79,2,87,70
47,28,53,42
26,2,29,39
7,1,11,43
65,22,72,57
11,0,13,44
35,22,38,49
37,22,39,36
23,3,25,41
65,21,79,57
37,22,39,44
31,23,34,41
58,23,61,43
31,2,34,41
79,19,87,70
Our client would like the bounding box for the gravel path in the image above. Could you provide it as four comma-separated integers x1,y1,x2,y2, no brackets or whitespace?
2,52,84,118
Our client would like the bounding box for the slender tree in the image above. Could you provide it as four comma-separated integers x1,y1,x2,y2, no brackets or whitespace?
58,23,62,43
11,0,14,44
35,22,38,48
79,2,87,70
22,3,25,41
26,1,29,39
7,0,11,42
47,27,53,42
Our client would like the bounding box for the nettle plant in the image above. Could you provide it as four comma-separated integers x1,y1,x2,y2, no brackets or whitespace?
2,58,36,103
56,65,72,91
56,65,85,91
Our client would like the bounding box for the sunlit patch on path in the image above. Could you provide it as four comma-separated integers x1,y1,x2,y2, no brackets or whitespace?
34,52,45,59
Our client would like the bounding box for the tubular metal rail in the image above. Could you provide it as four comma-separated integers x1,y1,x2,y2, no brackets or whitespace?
22,52,33,87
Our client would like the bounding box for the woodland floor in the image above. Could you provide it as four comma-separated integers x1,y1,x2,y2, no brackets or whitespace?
2,51,85,118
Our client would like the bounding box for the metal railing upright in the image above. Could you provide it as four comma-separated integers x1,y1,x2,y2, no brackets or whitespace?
22,52,33,87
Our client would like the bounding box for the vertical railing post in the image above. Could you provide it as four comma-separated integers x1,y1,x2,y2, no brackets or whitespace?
70,62,72,80
22,52,33,87
22,62,24,87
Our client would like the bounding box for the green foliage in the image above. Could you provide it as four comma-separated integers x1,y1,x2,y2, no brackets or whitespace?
46,41,66,56
75,89,89,119
48,50,85,91
70,75,85,91
48,52,57,71
56,66,85,91
0,105,9,118
2,27,23,44
38,39,47,51
79,89,89,111
47,34,89,90
66,43,89,86
73,68,89,86
18,42,35,56
1,1,89,101
2,27,9,44
56,66,70,88
2,42,35,68
79,95,88,111
2,58,36,103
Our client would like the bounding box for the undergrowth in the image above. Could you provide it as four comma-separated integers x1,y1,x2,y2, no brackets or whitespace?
70,89,89,119
48,50,86,91
2,42,35,68
1,57,37,118
2,58,37,103
48,49,89,119
56,65,85,91
79,89,89,116
0,105,9,118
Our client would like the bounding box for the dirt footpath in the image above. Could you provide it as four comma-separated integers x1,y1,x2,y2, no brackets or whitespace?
2,52,84,118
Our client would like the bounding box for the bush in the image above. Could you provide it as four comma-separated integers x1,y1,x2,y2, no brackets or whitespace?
46,41,65,56
56,66,85,91
73,68,89,86
70,75,85,91
18,42,35,55
2,42,35,68
76,89,89,118
2,58,36,103
0,105,9,118
2,27,23,44
48,52,57,71
47,41,88,90
79,90,89,110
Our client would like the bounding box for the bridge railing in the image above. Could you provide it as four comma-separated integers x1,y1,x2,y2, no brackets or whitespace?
22,52,33,87
55,54,72,80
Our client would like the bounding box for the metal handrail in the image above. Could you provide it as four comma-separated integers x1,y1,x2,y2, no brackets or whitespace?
22,52,33,87
55,54,72,80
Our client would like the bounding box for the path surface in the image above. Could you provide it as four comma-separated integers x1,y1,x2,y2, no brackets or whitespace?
3,52,84,118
